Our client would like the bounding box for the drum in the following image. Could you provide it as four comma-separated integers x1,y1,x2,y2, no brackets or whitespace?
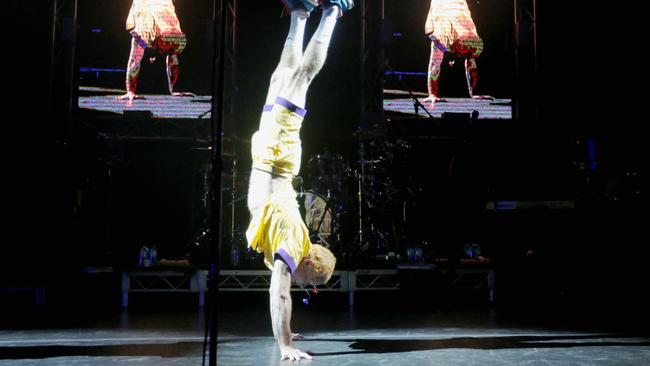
302,152,352,251
303,190,334,246
305,152,349,196
307,152,347,176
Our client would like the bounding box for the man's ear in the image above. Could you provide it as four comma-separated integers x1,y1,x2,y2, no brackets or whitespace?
303,258,315,267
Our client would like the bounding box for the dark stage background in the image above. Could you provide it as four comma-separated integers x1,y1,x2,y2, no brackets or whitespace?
4,0,647,328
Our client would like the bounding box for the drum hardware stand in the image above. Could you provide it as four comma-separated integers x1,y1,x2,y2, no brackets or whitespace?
354,139,400,258
310,190,333,247
356,142,367,249
227,153,243,265
229,154,237,244
225,140,252,266
356,142,384,253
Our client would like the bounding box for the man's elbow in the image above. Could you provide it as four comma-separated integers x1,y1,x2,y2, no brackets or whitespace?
269,284,279,297
269,283,289,301
270,260,291,299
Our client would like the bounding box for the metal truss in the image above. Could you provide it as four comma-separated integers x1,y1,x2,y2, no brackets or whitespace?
351,269,400,291
120,267,493,306
216,269,399,306
443,266,496,303
121,270,208,308
360,0,385,129
217,270,350,292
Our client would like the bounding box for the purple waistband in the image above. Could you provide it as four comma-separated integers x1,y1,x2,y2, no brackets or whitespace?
275,97,307,118
261,98,307,118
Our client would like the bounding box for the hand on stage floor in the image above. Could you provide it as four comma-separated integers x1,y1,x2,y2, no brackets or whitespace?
292,333,305,341
471,95,495,100
171,91,197,97
117,92,145,101
421,95,447,104
280,345,312,361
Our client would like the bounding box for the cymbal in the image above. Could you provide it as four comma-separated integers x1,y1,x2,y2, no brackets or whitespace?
223,135,251,144
358,158,383,165
190,147,238,156
307,153,344,163
350,129,384,141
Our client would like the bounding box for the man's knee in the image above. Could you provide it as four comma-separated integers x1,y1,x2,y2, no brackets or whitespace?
154,33,186,55
453,36,483,58
269,66,295,90
248,192,269,216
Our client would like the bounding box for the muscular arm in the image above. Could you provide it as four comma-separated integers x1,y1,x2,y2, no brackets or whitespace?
166,54,179,94
269,260,312,361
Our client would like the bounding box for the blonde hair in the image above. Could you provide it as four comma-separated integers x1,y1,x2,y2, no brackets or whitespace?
307,244,336,285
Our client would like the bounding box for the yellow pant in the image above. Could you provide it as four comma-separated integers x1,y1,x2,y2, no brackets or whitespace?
247,97,311,272
251,97,306,179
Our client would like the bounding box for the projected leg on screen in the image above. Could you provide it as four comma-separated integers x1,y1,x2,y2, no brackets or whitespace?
117,0,192,101
421,0,490,106
422,39,447,105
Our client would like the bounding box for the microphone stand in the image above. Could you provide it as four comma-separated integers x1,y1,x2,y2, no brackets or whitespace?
384,62,438,123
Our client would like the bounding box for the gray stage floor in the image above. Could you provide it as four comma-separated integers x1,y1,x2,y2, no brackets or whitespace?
78,87,512,120
1,304,649,365
384,89,512,120
78,87,212,119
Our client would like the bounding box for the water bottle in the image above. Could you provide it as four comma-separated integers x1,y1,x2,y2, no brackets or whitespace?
463,243,473,258
407,246,415,263
230,243,240,266
414,245,423,263
149,245,158,267
471,243,482,258
139,245,150,268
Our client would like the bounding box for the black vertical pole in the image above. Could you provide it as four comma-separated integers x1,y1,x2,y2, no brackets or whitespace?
48,0,58,117
48,0,78,139
513,0,518,120
208,0,228,364
514,0,539,121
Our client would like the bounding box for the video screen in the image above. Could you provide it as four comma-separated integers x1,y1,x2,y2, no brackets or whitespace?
383,0,513,120
77,0,214,119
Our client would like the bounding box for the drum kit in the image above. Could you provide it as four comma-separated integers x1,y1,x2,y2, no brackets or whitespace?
297,136,407,263
188,135,252,266
191,131,407,266
299,152,352,255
